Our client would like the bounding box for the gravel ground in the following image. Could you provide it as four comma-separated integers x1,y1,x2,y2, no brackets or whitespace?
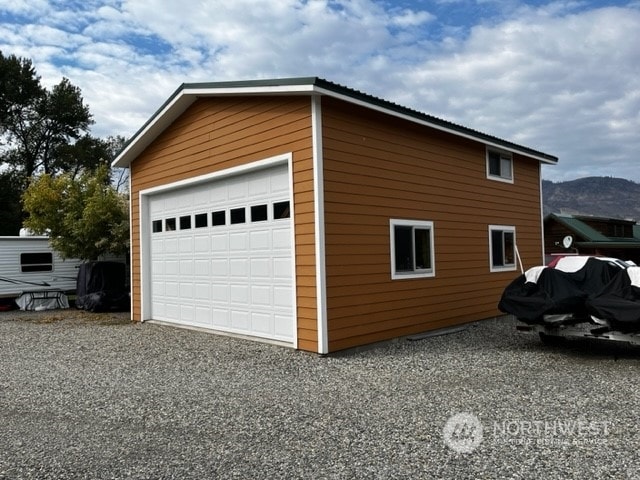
1,309,639,480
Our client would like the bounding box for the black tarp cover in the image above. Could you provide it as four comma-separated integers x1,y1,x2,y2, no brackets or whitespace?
586,267,640,330
76,261,129,312
498,257,623,323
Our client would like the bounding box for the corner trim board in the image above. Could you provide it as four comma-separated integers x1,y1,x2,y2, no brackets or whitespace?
312,96,329,354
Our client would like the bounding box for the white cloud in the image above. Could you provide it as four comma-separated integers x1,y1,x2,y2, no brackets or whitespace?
398,6,640,182
0,0,638,183
390,9,435,27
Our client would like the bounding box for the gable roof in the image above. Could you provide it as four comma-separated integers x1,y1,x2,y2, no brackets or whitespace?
113,76,559,168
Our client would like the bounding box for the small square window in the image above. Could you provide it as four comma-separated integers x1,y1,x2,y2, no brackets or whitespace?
273,201,290,219
251,204,268,222
212,211,226,226
489,225,516,272
390,219,435,279
195,213,208,228
180,215,191,230
487,149,513,182
230,208,246,224
165,218,176,231
152,220,163,233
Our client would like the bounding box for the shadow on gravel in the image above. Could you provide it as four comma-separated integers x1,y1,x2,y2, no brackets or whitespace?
532,336,640,360
0,308,131,326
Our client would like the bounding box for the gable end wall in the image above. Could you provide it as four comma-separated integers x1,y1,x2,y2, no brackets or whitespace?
129,96,319,352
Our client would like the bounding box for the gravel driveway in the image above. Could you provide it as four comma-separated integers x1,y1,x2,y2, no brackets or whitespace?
1,309,639,480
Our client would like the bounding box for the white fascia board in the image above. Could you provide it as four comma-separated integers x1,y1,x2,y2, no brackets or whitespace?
112,84,319,169
182,84,317,96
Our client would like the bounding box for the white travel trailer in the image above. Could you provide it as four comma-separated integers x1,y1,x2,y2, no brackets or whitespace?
0,233,84,299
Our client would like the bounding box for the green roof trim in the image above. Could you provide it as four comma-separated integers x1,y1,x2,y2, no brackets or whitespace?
549,213,610,242
548,213,640,247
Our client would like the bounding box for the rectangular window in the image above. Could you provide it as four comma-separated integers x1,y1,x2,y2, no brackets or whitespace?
273,201,290,219
195,213,208,228
390,219,435,279
179,215,191,230
487,148,513,183
20,252,53,273
489,225,516,271
165,218,176,231
212,211,226,226
230,207,246,224
152,220,163,233
251,204,268,222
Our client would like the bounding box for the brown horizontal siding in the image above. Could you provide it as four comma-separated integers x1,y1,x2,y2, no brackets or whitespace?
320,96,544,352
129,96,318,352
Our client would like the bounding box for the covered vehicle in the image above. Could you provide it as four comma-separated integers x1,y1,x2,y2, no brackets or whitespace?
75,261,130,312
498,256,626,324
586,266,640,331
499,256,640,345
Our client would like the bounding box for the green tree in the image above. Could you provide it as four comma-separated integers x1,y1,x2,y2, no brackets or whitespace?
0,52,43,133
0,170,24,235
54,134,114,179
2,75,93,177
1,51,121,234
22,165,129,261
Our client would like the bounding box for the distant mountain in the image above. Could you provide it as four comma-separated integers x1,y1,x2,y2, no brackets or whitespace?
542,177,640,221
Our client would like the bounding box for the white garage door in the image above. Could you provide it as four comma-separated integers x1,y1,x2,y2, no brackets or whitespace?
148,164,294,343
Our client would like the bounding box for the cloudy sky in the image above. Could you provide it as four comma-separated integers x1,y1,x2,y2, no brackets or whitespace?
1,0,638,182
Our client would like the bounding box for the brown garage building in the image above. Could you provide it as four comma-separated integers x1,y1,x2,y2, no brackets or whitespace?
113,77,557,353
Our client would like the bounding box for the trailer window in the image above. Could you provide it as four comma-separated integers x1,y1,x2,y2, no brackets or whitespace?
21,253,53,272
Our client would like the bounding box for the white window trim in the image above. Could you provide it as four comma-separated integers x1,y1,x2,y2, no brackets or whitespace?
486,147,514,184
489,225,517,272
390,219,435,280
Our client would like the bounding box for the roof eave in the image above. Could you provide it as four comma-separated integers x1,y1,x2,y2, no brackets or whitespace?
312,85,557,165
112,84,194,168
113,77,558,168
112,81,320,169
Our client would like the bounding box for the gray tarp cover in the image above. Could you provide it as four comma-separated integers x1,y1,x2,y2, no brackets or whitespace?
75,261,129,312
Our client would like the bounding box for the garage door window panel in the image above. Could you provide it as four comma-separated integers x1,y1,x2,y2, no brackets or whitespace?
212,210,226,226
195,213,208,228
251,204,268,222
180,215,191,230
231,208,246,224
273,201,290,219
